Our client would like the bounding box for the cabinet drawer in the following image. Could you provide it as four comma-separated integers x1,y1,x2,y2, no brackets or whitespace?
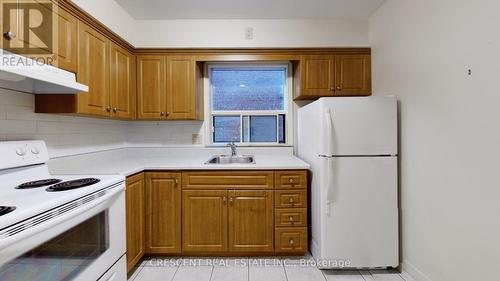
275,170,307,189
182,171,274,189
275,190,307,208
275,227,308,253
275,208,307,227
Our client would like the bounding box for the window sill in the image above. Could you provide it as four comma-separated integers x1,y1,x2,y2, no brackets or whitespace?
204,143,293,148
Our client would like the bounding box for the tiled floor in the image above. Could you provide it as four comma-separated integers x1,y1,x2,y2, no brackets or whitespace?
128,256,415,281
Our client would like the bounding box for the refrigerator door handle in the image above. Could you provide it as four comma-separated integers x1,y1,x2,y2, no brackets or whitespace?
325,157,334,216
324,109,334,156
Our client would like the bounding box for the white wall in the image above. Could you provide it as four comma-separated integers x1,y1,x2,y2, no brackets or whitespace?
132,19,369,48
370,1,500,281
70,0,369,48
70,0,138,46
0,89,202,158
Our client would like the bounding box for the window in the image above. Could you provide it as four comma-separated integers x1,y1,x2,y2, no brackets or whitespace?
207,64,291,145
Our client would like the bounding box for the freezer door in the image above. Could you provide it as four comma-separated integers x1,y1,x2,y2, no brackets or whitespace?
321,96,397,156
318,156,399,268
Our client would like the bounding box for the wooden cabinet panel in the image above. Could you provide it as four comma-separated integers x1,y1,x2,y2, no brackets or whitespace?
295,54,372,100
299,55,335,98
335,55,371,96
182,171,274,190
109,42,136,119
55,7,78,73
275,227,308,253
166,56,196,120
145,172,181,253
182,190,228,252
274,190,307,208
275,170,307,189
77,21,109,116
125,173,145,272
136,55,166,119
228,190,274,252
275,208,307,227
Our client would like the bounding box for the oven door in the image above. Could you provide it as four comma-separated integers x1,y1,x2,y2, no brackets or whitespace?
0,183,126,281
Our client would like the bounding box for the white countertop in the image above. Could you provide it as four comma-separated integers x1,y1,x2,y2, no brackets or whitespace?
48,146,310,176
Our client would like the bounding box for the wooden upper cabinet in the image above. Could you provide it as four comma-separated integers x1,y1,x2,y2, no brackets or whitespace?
182,190,228,252
166,56,196,120
125,173,145,272
76,21,110,116
55,7,78,73
136,55,203,121
228,190,274,252
334,54,371,96
145,172,181,254
300,55,335,98
295,54,372,99
136,55,166,119
109,42,136,119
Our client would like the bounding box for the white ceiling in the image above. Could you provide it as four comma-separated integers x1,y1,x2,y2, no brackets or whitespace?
115,0,386,20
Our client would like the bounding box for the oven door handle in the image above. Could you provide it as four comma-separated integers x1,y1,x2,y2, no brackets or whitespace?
0,183,125,256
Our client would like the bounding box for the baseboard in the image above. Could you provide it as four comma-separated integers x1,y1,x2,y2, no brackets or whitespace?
402,260,433,281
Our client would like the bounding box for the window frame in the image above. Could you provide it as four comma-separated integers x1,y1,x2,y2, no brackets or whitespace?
204,62,293,146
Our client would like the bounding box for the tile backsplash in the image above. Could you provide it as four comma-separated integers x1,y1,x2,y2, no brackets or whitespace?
0,89,204,158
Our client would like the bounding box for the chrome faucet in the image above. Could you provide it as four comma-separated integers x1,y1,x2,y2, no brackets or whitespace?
227,142,237,156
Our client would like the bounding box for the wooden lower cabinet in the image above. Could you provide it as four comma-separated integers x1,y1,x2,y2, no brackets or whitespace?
125,173,145,271
228,190,274,252
182,190,228,252
125,170,308,259
145,172,182,254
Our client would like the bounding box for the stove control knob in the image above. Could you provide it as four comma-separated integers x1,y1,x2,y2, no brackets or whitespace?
31,147,40,154
16,147,26,156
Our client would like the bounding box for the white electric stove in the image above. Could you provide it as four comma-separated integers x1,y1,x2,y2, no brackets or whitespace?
0,141,127,281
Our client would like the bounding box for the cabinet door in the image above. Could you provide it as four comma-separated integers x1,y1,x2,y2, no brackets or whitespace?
300,55,335,98
109,42,136,119
228,190,274,252
77,22,110,116
55,7,78,73
182,190,228,252
334,55,371,96
125,173,145,272
137,56,166,119
166,56,196,120
145,172,181,253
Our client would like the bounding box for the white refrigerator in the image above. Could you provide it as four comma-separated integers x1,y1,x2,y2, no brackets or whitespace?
297,96,399,269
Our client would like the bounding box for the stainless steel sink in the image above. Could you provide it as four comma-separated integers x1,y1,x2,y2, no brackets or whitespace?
205,155,256,164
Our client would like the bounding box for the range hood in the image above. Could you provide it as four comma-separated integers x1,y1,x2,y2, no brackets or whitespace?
0,49,88,94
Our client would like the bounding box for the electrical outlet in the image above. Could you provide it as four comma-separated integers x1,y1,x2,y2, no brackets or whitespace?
245,27,253,40
192,134,202,144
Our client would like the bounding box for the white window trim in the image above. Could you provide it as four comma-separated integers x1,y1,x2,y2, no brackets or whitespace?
204,62,294,147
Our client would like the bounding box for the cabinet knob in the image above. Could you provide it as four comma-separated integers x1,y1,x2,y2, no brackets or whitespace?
160,112,165,116
223,196,227,204
112,108,117,113
289,198,294,203
289,216,294,222
336,86,342,91
166,112,170,116
3,31,16,40
289,239,295,245
105,106,111,112
229,197,233,206
174,178,179,187
330,87,335,91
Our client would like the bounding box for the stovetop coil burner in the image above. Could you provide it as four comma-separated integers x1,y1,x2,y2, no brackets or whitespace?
16,178,62,189
0,206,16,216
46,178,100,192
